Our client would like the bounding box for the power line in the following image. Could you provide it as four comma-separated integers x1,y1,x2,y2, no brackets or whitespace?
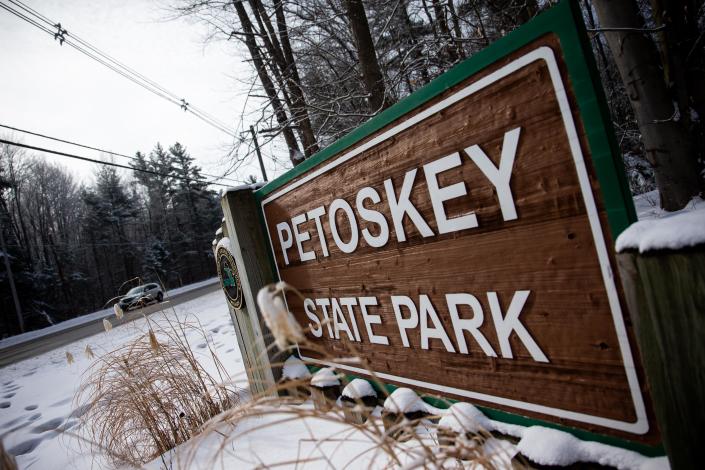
1,0,241,139
3,0,238,137
0,123,240,183
0,138,232,188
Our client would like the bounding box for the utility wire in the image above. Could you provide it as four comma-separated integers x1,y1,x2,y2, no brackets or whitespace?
1,0,241,139
4,0,237,136
0,138,232,188
0,123,240,183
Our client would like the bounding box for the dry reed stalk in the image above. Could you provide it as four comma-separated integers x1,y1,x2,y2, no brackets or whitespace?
161,336,516,469
113,303,124,320
75,315,240,467
74,280,515,469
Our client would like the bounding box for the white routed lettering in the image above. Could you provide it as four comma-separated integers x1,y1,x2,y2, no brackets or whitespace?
306,205,329,257
329,198,359,253
384,169,434,242
291,214,316,262
356,187,390,248
419,295,456,352
359,297,389,345
423,153,478,234
447,293,497,357
331,298,355,341
391,295,419,347
465,127,521,221
304,298,322,338
276,221,293,265
340,297,362,342
488,290,548,363
315,298,334,338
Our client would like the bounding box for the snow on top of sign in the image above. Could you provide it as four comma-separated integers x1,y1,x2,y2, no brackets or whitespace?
282,355,311,380
617,190,705,253
310,367,340,388
431,404,667,469
383,388,427,414
516,426,583,466
341,379,376,399
437,402,491,434
224,182,267,194
216,236,232,253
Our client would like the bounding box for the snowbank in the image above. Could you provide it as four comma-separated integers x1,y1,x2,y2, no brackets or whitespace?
617,191,705,253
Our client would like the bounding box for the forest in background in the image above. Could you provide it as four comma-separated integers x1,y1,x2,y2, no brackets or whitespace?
173,0,703,206
0,141,221,336
1,0,703,336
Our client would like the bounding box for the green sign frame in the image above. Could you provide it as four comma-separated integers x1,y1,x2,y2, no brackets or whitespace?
254,0,657,455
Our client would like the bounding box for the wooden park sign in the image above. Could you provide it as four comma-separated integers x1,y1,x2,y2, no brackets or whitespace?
252,2,657,448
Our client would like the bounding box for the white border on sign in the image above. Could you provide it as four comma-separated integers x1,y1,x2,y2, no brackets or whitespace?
260,47,649,435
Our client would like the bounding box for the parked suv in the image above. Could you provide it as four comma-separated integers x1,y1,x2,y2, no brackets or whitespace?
118,283,164,311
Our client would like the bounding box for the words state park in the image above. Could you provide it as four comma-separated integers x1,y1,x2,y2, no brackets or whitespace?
272,126,550,364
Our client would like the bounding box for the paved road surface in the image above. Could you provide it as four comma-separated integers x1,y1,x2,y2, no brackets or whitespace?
0,282,221,367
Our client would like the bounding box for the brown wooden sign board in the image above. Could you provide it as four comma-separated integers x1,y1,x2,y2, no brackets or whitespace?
255,3,657,447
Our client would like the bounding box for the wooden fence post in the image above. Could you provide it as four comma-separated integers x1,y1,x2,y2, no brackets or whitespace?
617,245,705,469
220,186,282,396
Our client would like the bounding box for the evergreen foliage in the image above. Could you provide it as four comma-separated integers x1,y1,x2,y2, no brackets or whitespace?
0,141,221,337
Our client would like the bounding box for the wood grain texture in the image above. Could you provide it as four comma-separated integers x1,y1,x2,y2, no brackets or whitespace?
618,247,705,465
262,35,656,442
223,189,280,394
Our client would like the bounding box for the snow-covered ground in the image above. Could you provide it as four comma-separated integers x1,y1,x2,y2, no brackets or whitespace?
4,189,696,469
0,289,245,470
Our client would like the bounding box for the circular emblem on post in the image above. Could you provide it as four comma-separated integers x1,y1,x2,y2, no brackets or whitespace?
216,246,245,309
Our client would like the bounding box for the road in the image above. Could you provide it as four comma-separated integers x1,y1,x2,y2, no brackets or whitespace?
0,282,221,367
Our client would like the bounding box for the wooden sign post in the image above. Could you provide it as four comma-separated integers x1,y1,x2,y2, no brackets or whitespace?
225,1,661,453
216,191,280,396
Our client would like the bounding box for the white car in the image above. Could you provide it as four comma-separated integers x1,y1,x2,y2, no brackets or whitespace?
118,283,164,311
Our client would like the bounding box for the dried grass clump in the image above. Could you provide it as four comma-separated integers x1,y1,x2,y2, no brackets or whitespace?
75,317,238,466
152,282,520,470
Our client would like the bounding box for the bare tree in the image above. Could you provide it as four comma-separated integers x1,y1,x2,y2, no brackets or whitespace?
343,0,393,112
593,0,702,210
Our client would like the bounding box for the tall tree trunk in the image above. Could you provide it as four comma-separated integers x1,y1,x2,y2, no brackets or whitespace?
593,0,701,211
431,0,459,62
343,0,392,112
274,0,319,156
651,0,705,176
446,0,465,59
232,0,303,165
250,0,319,157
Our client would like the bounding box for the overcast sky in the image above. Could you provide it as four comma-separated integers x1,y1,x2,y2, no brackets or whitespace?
0,0,289,188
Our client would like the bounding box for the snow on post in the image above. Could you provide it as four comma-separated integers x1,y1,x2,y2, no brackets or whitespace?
309,367,341,412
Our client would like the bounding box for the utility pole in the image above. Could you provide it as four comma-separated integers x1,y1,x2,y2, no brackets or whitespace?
0,222,23,333
250,125,268,182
